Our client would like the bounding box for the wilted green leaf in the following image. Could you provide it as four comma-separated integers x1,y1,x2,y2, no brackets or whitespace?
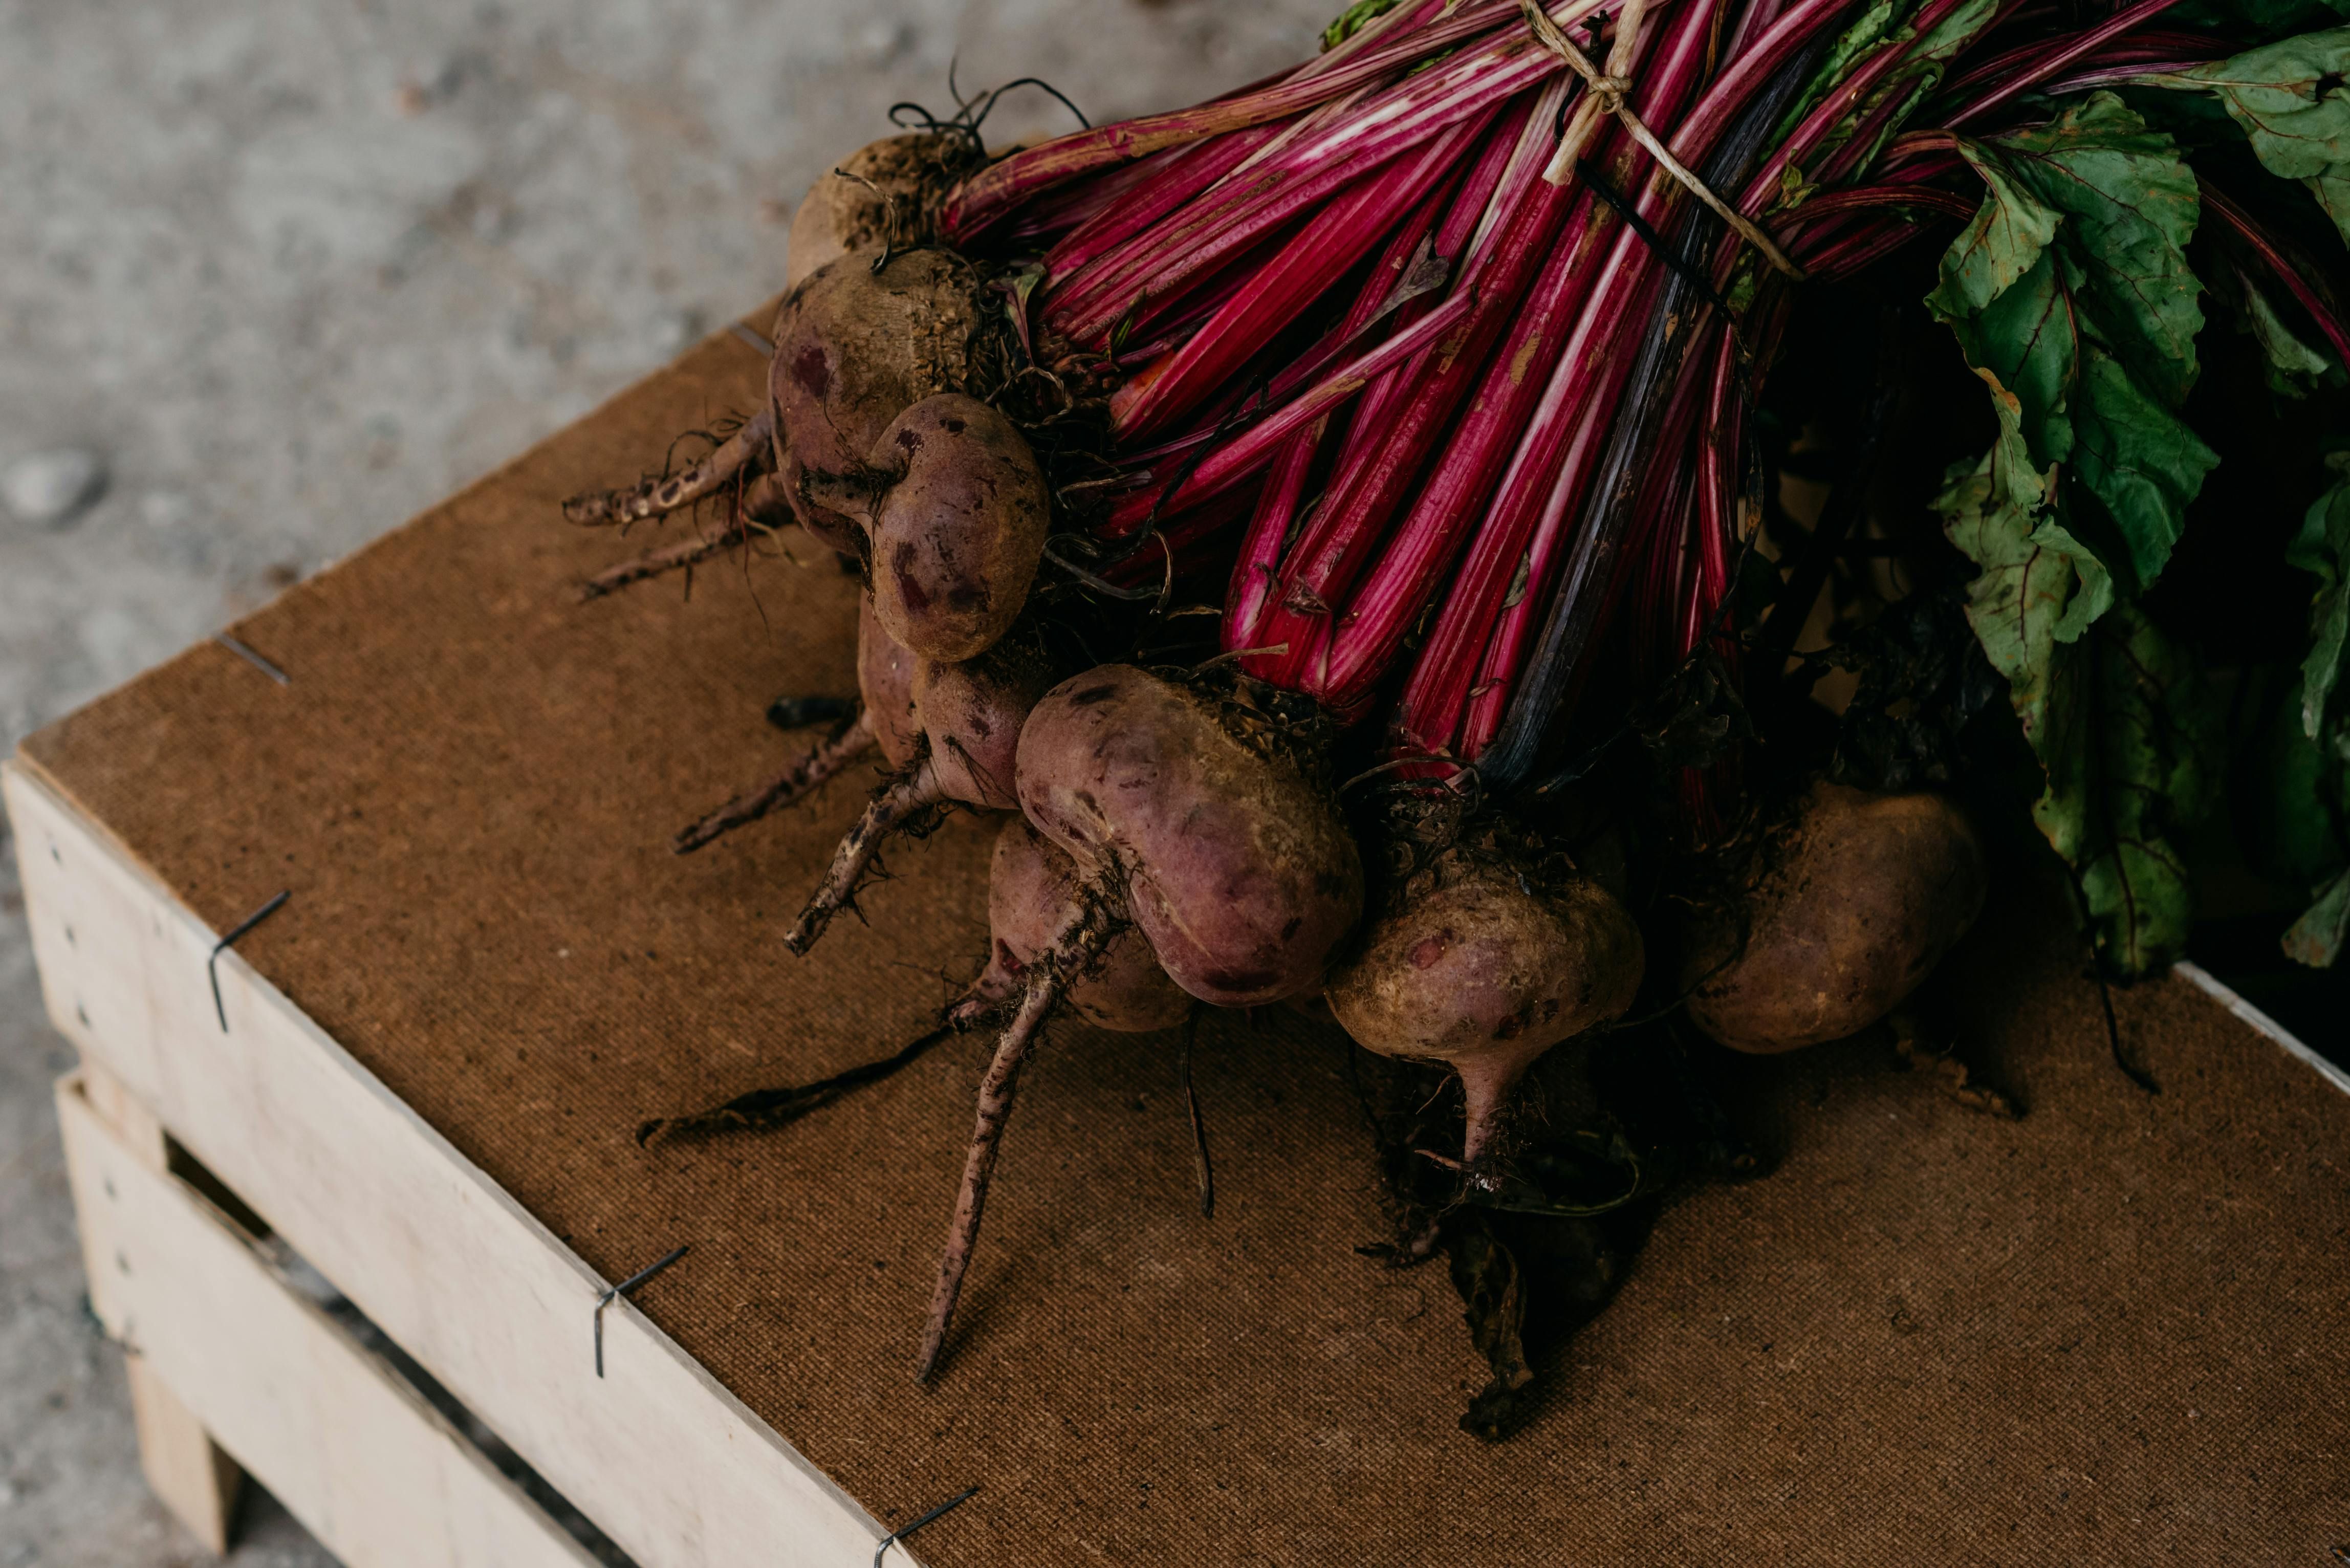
2170,28,2350,247
1320,0,1403,51
1775,0,1903,143
1936,371,2113,751
2239,271,2339,394
2233,668,2350,970
2235,669,2349,885
1950,248,2079,469
1839,0,2003,173
1940,390,2218,976
1996,94,2206,402
2291,453,2350,732
1933,94,2211,592
2034,606,2224,976
2283,867,2350,965
1927,155,2060,321
2069,344,2220,589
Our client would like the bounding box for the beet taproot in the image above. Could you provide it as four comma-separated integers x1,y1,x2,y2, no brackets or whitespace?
1328,856,1643,1170
671,598,918,855
1682,783,1987,1053
785,629,1058,954
956,817,1191,1031
1015,665,1363,1007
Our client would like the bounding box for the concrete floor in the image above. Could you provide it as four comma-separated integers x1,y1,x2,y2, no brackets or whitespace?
0,1,1331,1560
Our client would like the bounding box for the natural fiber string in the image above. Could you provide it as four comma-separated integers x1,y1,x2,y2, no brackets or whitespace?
1519,0,1804,278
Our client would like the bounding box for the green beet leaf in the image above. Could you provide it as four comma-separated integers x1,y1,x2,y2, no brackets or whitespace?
1949,248,2078,471
1938,376,2219,977
2238,269,2340,395
2069,344,2219,591
2170,28,2350,247
2290,452,2350,734
1936,371,2112,750
1926,152,2059,322
2035,606,2224,977
2283,868,2350,966
1931,94,2213,593
1994,94,2205,403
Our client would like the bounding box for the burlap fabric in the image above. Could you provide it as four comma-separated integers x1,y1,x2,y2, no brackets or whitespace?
20,315,2349,1564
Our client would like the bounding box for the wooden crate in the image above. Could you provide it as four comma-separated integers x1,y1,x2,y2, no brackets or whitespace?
16,763,883,1564
9,305,894,1566
14,303,2350,1566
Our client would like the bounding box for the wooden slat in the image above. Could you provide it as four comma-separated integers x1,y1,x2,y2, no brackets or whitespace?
7,760,893,1568
58,1072,601,1568
78,1056,251,1554
124,1364,246,1555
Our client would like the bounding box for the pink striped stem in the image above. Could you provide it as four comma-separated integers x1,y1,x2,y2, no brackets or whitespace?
1457,305,1711,757
1042,127,1283,276
1941,0,2183,128
943,0,1540,237
1109,111,1490,441
1258,93,1597,688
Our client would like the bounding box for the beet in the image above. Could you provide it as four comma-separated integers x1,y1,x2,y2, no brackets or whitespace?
1015,665,1364,1007
863,395,1051,663
957,817,1191,1032
914,666,1363,1381
560,241,985,578
786,132,976,289
769,249,984,550
1327,856,1643,1171
785,629,1058,954
1682,783,1987,1053
860,594,923,769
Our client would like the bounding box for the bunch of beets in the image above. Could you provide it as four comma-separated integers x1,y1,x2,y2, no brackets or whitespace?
572,0,2350,1388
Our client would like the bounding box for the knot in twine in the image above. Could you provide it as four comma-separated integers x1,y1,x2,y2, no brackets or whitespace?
1517,0,1803,280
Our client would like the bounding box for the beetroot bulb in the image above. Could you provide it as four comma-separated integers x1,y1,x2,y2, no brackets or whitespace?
1014,665,1364,1006
953,816,1191,1033
1325,837,1643,1184
767,250,989,555
557,243,990,588
801,393,1052,663
783,627,1058,955
672,598,918,855
911,663,1363,1381
786,132,982,289
1681,783,1986,1054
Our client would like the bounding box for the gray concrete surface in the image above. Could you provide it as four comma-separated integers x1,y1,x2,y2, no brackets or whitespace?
0,1,1332,1560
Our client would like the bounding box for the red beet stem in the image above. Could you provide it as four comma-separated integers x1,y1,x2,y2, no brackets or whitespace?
1258,94,1591,690
2199,177,2350,375
1041,129,1279,275
1110,111,1490,441
942,0,1542,237
1048,20,1584,347
1942,0,2184,128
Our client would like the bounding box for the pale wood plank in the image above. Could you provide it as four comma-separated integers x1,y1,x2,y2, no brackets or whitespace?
6,760,894,1568
59,1072,604,1568
75,1056,250,1554
124,1363,246,1556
